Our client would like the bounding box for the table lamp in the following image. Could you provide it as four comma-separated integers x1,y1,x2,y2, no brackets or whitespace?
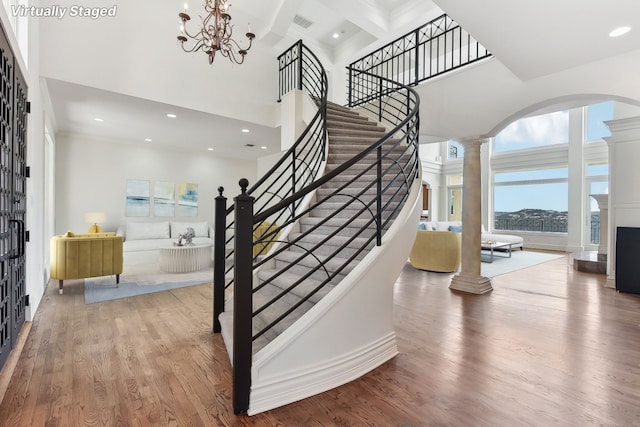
84,212,106,233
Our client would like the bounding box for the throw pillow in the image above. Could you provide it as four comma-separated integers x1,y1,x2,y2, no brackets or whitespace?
418,223,428,230
448,225,462,233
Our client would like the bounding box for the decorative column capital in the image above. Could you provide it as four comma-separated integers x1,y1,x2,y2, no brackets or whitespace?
604,116,640,147
459,135,491,148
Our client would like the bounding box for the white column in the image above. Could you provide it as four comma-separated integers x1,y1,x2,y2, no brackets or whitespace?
590,194,608,260
480,137,492,231
604,116,640,289
567,108,585,253
450,138,492,294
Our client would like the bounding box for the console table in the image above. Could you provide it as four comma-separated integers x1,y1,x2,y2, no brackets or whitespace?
159,244,212,273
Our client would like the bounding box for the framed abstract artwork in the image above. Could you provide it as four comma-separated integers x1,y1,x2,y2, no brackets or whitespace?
126,179,150,217
177,183,198,216
154,181,175,216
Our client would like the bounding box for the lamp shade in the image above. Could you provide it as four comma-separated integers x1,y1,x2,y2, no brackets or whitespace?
84,212,106,233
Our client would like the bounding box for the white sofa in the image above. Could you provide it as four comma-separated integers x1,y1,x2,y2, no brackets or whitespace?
419,221,524,250
116,220,215,265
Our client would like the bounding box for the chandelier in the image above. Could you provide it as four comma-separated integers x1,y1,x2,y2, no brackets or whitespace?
177,0,255,65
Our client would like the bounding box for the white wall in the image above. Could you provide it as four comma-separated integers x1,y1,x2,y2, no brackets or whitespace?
415,51,640,141
38,0,279,127
54,134,257,234
25,22,47,321
604,117,640,288
418,142,443,221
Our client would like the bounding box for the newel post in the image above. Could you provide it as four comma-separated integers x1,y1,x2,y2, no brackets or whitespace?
296,39,303,91
233,178,254,415
213,186,227,333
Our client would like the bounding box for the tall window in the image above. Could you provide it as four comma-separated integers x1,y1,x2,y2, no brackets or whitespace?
586,101,614,142
494,168,568,232
447,175,462,221
447,141,464,160
494,110,569,153
586,163,609,245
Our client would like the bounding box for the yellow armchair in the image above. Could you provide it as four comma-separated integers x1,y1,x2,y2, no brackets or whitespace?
50,232,124,294
409,230,461,273
253,221,280,257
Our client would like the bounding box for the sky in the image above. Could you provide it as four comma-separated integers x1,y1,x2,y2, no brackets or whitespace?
454,102,613,212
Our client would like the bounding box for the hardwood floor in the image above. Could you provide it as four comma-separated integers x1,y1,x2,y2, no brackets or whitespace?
1,255,640,426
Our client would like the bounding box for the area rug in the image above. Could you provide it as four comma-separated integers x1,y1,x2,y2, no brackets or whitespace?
84,263,214,304
481,250,564,278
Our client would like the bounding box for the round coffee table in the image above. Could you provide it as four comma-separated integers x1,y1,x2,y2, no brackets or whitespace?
159,244,212,273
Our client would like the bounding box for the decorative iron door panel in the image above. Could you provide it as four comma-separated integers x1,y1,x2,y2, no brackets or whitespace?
0,23,27,372
11,50,27,348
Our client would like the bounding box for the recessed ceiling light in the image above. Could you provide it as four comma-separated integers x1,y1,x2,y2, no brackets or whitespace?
207,147,214,151
241,128,250,133
93,117,104,122
609,26,631,38
260,146,267,150
145,138,152,142
332,32,340,39
167,113,177,118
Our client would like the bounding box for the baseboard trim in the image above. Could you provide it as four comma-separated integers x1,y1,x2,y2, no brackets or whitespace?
0,321,32,405
247,332,398,415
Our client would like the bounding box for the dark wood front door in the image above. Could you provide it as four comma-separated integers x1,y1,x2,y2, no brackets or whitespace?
0,22,28,372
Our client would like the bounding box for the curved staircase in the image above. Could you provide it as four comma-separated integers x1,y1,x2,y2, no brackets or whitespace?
214,41,421,415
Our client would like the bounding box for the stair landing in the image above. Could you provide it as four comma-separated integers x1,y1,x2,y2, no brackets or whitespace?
572,251,606,274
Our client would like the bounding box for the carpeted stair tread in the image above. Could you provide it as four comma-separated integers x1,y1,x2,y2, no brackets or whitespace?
253,281,316,328
286,232,375,260
298,215,374,229
325,162,407,173
326,102,362,113
273,250,358,283
274,247,359,268
327,152,407,164
310,201,401,217
327,115,378,128
327,127,387,138
328,141,404,154
314,194,402,208
316,175,399,189
325,135,391,146
288,231,372,250
257,270,336,305
326,115,374,128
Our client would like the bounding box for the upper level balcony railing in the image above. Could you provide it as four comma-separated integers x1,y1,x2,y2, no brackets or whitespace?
347,14,492,107
494,212,601,244
495,217,568,233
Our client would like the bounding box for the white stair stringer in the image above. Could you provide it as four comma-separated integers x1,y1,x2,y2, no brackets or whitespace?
245,166,422,415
